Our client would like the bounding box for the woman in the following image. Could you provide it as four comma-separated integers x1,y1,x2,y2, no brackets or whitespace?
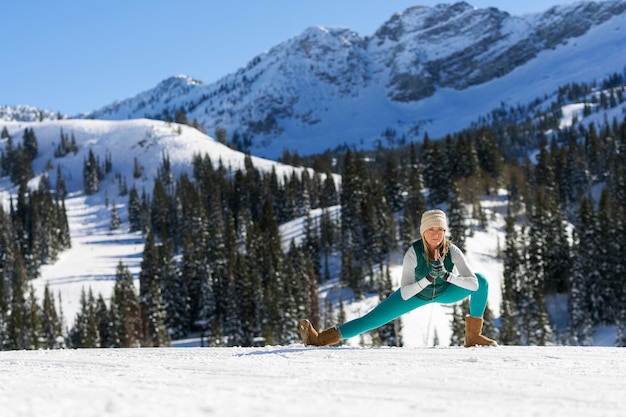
299,209,497,347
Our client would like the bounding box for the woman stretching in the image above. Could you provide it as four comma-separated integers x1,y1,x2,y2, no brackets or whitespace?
299,209,497,347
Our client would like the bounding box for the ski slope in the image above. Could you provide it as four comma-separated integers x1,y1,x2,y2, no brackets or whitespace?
0,345,623,417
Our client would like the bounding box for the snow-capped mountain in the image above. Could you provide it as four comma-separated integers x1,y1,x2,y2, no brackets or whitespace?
0,104,63,122
84,1,626,158
0,118,313,199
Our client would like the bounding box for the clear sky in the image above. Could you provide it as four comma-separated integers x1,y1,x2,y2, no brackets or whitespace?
1,0,606,115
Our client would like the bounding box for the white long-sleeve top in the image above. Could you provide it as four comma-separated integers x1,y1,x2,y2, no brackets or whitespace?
400,242,479,300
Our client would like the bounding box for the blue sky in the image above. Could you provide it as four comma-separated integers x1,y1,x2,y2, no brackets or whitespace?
1,0,603,115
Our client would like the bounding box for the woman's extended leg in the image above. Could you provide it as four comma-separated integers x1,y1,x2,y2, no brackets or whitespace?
338,289,428,339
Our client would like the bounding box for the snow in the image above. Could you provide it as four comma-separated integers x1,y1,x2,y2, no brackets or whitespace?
3,118,309,190
1,345,624,417
560,103,589,129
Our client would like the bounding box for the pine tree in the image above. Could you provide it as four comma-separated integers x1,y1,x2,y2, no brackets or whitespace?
41,285,63,349
222,259,245,346
160,240,188,340
83,149,99,195
0,207,16,350
55,165,67,200
71,287,101,348
95,294,114,348
256,196,285,344
22,128,38,160
568,200,595,345
500,208,523,345
454,133,480,180
127,186,143,232
111,262,142,348
235,251,263,346
474,127,504,181
109,202,121,231
383,155,404,213
522,194,555,345
399,204,416,249
25,285,42,349
339,150,366,296
7,256,28,350
279,242,305,344
447,186,467,251
319,208,337,281
195,264,217,346
1,134,15,178
612,204,626,347
425,142,450,205
56,198,71,252
595,189,617,323
138,232,170,347
321,168,339,207
150,177,172,240
180,212,211,336
543,202,571,295
205,190,232,346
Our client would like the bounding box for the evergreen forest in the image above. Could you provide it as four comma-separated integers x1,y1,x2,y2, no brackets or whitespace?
1,73,626,350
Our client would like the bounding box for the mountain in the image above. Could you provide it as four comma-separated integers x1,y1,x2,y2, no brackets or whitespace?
0,104,62,122
0,118,313,197
85,1,626,158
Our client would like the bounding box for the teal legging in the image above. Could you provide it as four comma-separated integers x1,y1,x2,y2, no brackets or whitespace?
338,273,490,339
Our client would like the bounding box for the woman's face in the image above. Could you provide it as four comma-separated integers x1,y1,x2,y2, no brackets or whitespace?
423,227,445,248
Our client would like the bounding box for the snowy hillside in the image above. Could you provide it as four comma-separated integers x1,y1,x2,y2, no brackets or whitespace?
1,345,624,417
0,118,307,197
0,104,62,122
0,118,336,332
84,1,626,158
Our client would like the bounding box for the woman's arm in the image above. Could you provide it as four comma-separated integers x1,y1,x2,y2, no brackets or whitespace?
447,244,479,291
400,245,432,300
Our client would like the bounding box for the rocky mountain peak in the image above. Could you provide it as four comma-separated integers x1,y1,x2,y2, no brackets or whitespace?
78,1,626,157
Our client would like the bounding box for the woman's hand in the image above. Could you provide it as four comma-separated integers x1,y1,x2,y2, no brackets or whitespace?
427,249,449,281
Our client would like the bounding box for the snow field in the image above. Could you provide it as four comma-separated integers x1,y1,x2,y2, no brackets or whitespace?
0,345,624,417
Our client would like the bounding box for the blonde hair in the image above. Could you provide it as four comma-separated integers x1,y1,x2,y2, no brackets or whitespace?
421,234,449,263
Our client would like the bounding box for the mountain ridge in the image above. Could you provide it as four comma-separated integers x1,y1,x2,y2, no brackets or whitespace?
85,1,626,157
3,1,626,158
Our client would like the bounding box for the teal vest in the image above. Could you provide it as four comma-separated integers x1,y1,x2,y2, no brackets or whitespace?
411,240,454,300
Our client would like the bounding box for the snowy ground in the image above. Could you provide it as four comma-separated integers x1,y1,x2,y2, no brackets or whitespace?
1,345,624,417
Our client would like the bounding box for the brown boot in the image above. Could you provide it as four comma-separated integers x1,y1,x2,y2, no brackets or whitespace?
464,315,498,347
298,319,340,346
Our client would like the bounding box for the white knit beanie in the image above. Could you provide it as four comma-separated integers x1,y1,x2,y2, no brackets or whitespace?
419,209,448,236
